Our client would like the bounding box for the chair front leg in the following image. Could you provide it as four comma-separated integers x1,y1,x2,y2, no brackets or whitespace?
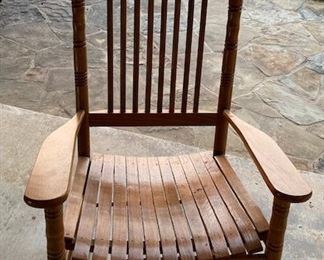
44,205,66,260
266,197,291,260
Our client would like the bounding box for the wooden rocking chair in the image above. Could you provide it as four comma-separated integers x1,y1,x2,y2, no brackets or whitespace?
24,0,312,259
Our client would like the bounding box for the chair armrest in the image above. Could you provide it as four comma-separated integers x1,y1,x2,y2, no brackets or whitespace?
24,111,85,208
224,110,312,203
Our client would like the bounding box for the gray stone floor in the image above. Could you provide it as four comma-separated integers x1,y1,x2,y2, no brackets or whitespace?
0,0,323,173
1,104,323,259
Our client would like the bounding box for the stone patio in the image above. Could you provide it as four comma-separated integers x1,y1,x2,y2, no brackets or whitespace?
0,0,323,173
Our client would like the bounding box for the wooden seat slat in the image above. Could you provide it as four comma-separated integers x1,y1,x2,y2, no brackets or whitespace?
72,155,103,259
68,153,266,259
64,157,90,249
189,153,246,255
158,157,196,259
214,155,269,237
200,153,263,253
147,157,178,259
137,157,161,259
92,155,114,259
110,156,128,259
168,156,214,259
126,157,145,259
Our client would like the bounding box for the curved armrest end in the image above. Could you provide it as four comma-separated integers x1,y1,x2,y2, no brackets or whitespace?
225,110,312,203
24,111,85,209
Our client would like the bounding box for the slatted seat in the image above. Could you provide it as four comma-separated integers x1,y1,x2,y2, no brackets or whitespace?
64,152,268,259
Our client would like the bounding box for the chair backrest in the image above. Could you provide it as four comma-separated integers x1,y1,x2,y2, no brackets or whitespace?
71,0,243,156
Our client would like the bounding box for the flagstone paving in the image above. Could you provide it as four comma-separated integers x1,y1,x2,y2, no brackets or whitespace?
0,0,323,172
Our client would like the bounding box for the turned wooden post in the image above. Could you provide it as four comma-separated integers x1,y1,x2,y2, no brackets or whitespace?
266,197,291,260
72,0,90,157
44,206,65,260
214,0,242,155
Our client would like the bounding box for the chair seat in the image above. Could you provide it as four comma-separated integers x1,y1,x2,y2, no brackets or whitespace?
64,152,269,259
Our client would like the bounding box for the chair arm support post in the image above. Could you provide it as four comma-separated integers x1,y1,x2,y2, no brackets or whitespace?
214,0,242,155
44,205,66,260
266,197,290,260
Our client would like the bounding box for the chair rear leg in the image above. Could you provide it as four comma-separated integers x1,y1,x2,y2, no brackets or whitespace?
44,205,65,260
266,197,290,260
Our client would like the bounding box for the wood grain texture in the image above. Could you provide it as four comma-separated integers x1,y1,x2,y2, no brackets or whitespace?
67,153,266,259
72,155,103,259
45,206,66,260
126,157,144,259
64,157,90,249
89,111,218,126
266,198,290,260
168,156,214,259
147,157,178,259
224,111,312,203
137,157,161,259
214,155,269,237
72,0,90,157
178,155,229,258
158,157,195,259
24,111,85,208
214,0,243,155
111,156,128,259
92,155,114,259
201,152,263,253
189,153,246,255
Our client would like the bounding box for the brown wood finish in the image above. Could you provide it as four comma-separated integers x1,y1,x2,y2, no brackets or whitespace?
72,0,90,157
266,198,290,260
92,155,114,259
72,155,103,259
157,0,168,113
107,0,114,113
224,111,312,203
132,0,141,113
24,1,313,259
66,153,266,259
181,0,195,113
120,0,127,113
214,155,269,237
214,0,243,155
45,206,65,260
24,111,84,208
169,0,181,113
89,111,219,126
193,0,208,113
137,157,161,259
64,157,90,249
145,0,154,113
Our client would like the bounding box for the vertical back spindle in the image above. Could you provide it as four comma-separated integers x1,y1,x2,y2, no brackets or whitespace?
181,0,195,113
214,0,242,155
145,0,154,113
72,0,90,156
157,0,168,113
107,0,114,113
169,0,181,113
193,0,208,113
133,0,141,113
120,0,127,113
